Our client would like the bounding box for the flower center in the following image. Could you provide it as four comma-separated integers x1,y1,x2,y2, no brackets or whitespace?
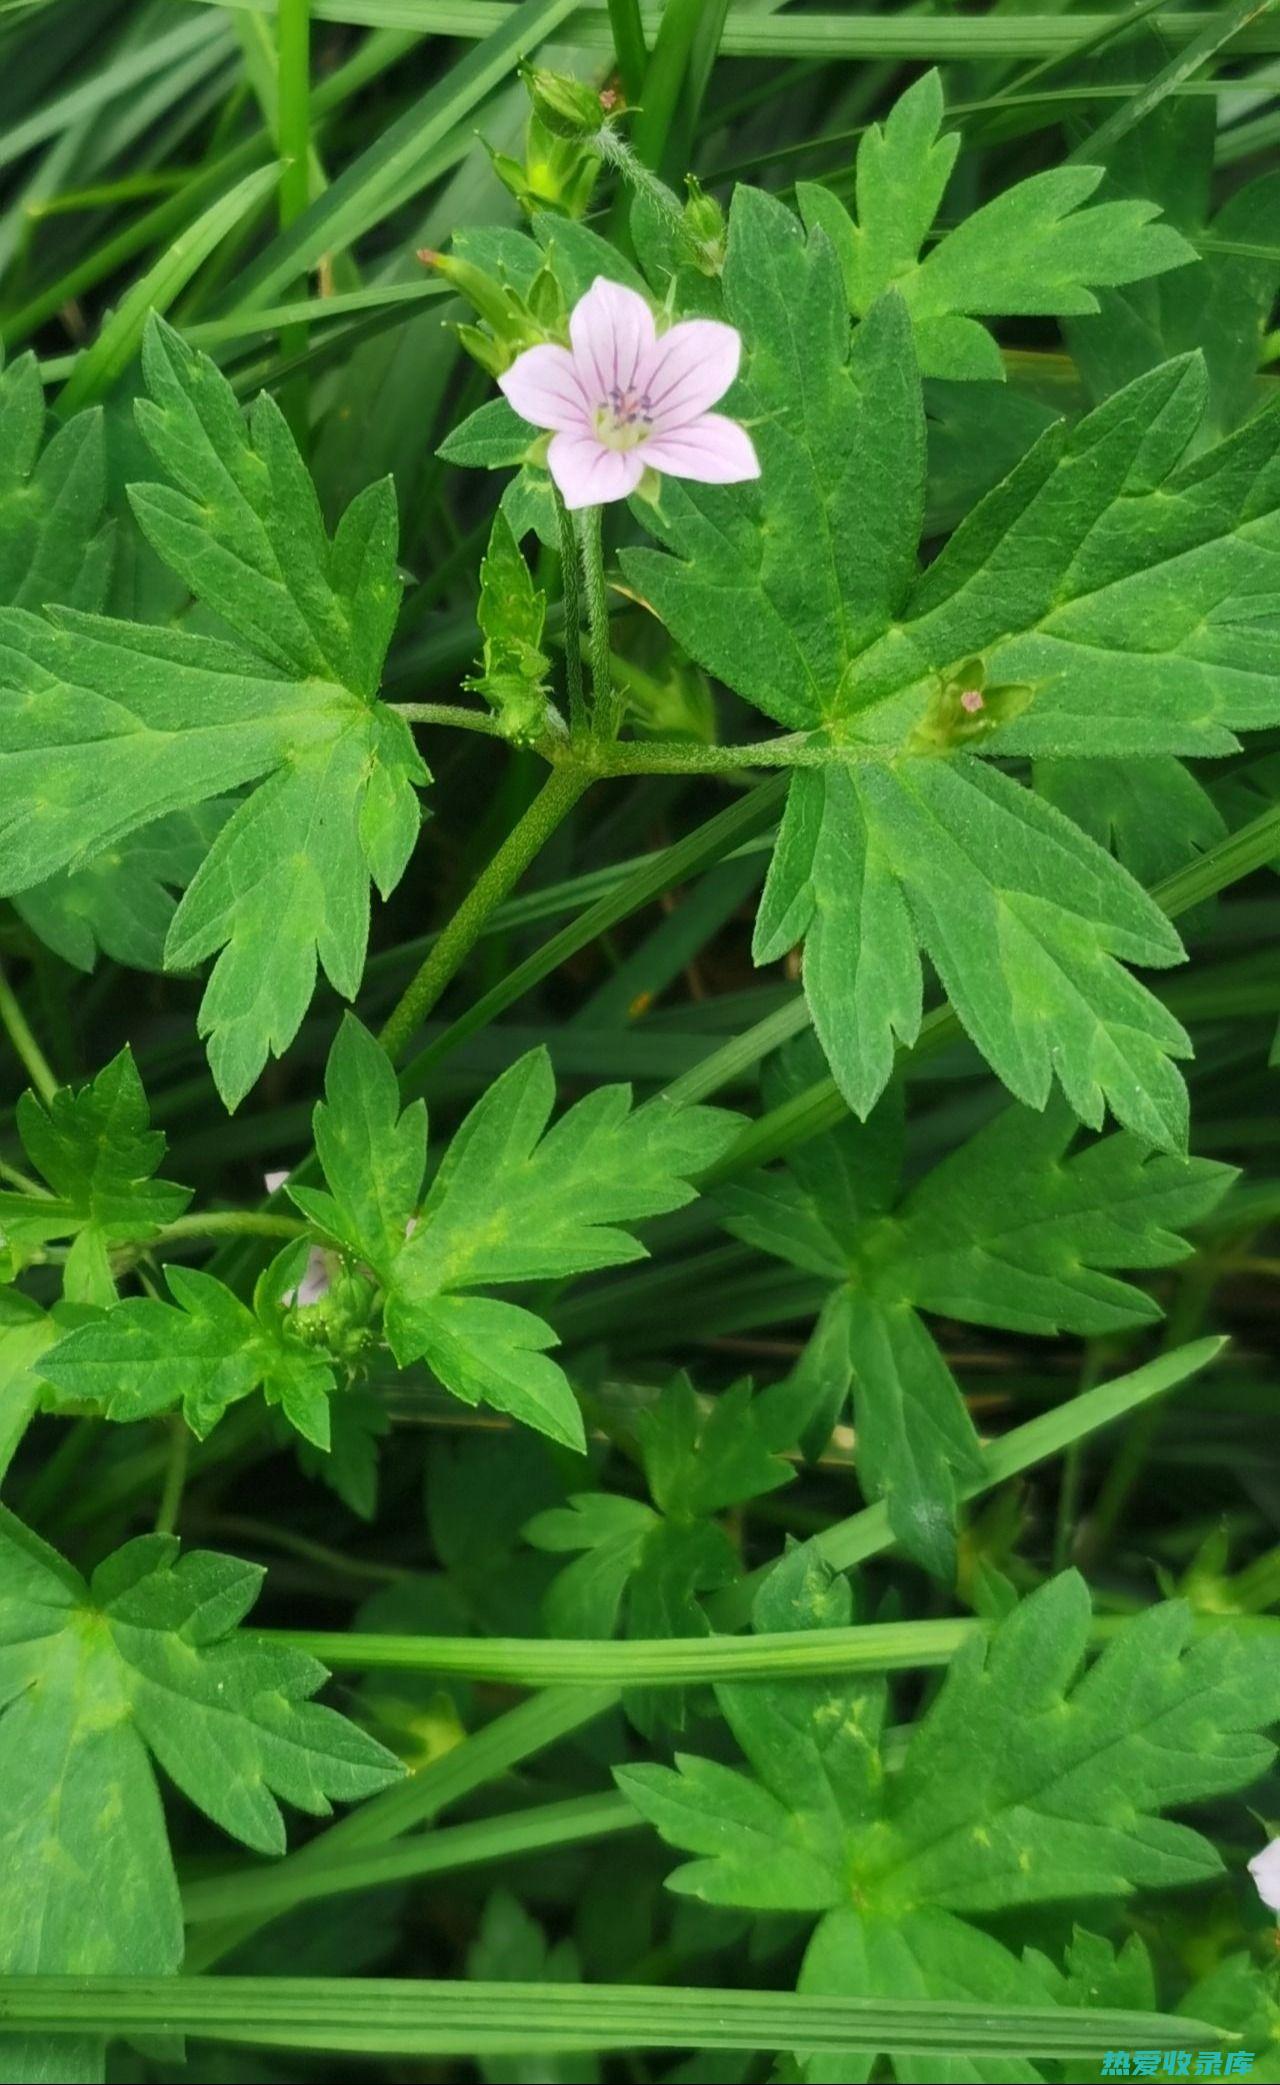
594,384,653,451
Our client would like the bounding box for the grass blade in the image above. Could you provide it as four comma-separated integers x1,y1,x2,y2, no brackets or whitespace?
53,163,279,415
0,1977,1232,2058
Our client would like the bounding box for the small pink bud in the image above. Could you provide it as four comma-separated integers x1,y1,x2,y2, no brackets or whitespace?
960,689,985,715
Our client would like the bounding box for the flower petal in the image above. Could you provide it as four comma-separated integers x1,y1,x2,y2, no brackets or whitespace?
569,276,656,407
547,431,646,509
498,343,590,433
1249,1839,1280,1911
642,413,760,487
642,319,742,431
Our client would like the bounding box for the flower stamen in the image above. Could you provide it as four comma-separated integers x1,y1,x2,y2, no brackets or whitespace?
595,384,654,450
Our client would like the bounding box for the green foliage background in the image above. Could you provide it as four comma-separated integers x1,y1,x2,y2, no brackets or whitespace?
1,1,1280,2079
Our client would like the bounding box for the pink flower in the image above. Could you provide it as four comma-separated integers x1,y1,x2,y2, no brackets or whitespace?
498,275,760,510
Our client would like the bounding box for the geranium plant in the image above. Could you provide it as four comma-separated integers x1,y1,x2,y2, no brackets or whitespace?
1,9,1279,2078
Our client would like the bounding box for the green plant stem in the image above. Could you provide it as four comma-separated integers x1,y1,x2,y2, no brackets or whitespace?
267,1616,979,1681
154,1415,191,1537
579,505,619,741
357,10,1280,61
388,709,864,774
390,702,507,737
579,731,830,773
150,1210,309,1248
0,1156,43,1194
398,777,784,1090
552,485,588,738
1052,1342,1103,1574
183,1791,637,1925
0,958,57,1102
628,0,703,172
259,1577,1280,1684
378,766,590,1063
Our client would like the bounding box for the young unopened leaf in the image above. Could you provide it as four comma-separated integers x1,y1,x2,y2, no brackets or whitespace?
299,1011,425,1277
0,1050,189,1305
0,317,428,1108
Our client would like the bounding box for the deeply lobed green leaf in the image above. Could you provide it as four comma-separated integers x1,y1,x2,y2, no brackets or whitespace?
0,318,428,1108
623,182,1280,1147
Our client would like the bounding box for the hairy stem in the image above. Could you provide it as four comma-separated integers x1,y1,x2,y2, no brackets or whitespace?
378,766,590,1063
387,706,876,776
579,505,620,740
150,1210,310,1248
389,702,506,737
553,484,588,738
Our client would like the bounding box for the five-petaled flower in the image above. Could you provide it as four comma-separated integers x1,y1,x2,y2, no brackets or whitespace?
499,275,760,509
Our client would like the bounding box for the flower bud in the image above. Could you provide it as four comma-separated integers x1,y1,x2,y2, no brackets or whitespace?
448,322,513,379
418,248,521,339
682,177,727,272
521,63,608,141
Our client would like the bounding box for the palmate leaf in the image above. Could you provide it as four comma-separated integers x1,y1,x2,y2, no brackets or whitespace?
40,1017,732,1465
623,184,1280,1148
618,1549,1280,2084
295,1017,739,1452
795,70,1194,381
0,1512,400,2080
0,1049,189,1306
717,1040,1232,1575
40,1245,339,1449
0,316,428,1108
